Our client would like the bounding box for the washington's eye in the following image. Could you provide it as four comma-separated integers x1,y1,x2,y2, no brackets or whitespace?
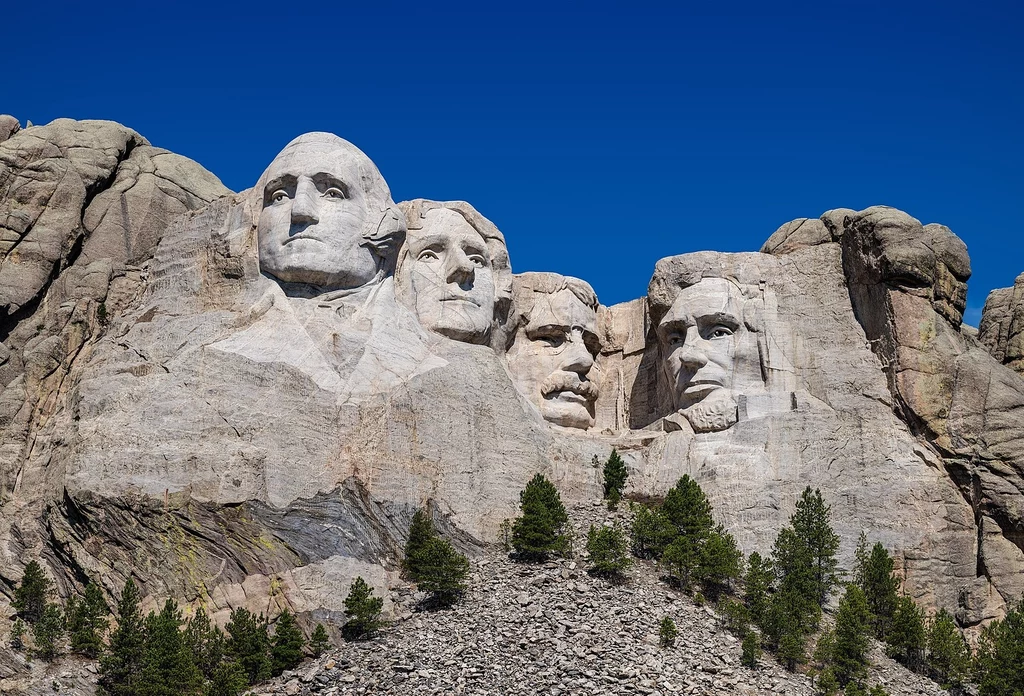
270,190,289,204
707,325,734,339
417,250,440,262
324,187,346,200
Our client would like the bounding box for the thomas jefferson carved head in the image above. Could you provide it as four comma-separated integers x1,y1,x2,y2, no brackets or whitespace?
656,277,765,432
255,133,405,292
507,273,600,430
396,200,512,345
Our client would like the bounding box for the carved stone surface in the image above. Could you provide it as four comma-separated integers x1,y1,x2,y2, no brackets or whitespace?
507,272,600,430
396,200,511,346
0,122,1022,638
255,133,405,293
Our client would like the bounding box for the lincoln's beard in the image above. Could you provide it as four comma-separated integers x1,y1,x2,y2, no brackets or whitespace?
681,389,737,433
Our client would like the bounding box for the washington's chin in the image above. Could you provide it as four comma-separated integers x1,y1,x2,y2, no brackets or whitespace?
540,393,595,430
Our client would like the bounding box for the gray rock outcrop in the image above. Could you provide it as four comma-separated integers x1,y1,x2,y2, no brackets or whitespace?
0,121,1022,642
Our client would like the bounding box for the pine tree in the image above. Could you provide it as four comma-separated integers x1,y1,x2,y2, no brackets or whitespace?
207,662,249,696
270,609,305,675
586,524,632,580
224,607,271,685
32,602,65,660
629,504,676,559
184,606,224,681
138,599,203,696
67,581,109,657
13,559,51,624
11,618,26,650
762,587,814,670
602,449,628,503
741,631,761,669
860,542,899,640
975,600,1024,696
659,616,677,647
789,487,840,607
662,533,701,590
343,576,385,641
661,475,714,540
100,579,146,696
694,525,743,600
925,608,970,690
511,474,568,560
886,594,926,672
744,552,774,627
410,536,471,607
832,584,872,687
310,623,331,657
853,531,870,588
403,508,436,578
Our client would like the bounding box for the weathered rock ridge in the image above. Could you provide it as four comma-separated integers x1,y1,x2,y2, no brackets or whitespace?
0,118,1022,642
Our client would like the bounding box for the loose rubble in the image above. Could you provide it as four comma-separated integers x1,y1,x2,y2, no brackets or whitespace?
251,502,947,696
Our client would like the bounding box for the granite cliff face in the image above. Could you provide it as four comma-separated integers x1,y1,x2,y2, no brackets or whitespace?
1,118,1022,639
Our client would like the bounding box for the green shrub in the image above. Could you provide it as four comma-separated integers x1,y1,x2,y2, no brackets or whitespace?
310,623,331,657
975,599,1024,696
925,608,970,689
270,609,305,675
403,508,436,577
586,524,632,580
630,504,675,559
67,581,108,658
343,577,385,641
511,474,569,560
741,631,761,669
225,607,271,684
32,603,65,660
412,536,471,607
603,449,628,503
13,560,51,624
659,616,677,648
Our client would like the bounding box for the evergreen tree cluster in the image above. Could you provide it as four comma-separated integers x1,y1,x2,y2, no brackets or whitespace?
402,508,471,608
585,523,632,581
97,579,325,696
628,475,742,599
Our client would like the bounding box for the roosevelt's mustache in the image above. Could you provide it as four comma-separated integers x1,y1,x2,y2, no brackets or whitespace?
541,373,598,402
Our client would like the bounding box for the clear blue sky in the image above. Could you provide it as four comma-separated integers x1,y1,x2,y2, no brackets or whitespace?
6,1,1022,323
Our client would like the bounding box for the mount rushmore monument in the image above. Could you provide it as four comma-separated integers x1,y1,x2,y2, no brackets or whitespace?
0,116,1022,635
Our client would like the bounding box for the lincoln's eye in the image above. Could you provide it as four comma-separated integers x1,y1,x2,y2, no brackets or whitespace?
324,187,346,199
708,325,734,339
468,254,486,268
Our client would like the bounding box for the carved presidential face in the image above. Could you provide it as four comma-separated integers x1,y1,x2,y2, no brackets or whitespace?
658,278,763,430
257,139,378,289
507,286,600,429
403,208,496,343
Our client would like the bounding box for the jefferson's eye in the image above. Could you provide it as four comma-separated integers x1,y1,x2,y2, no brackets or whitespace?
708,325,734,339
324,187,346,200
667,332,685,346
269,190,289,204
417,250,440,262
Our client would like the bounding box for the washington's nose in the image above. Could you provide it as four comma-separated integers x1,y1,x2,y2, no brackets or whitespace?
291,180,320,225
446,248,476,286
561,333,594,374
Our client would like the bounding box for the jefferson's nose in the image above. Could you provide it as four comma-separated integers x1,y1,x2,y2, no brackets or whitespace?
560,332,594,374
291,179,320,225
446,248,476,286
